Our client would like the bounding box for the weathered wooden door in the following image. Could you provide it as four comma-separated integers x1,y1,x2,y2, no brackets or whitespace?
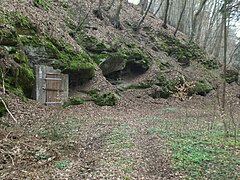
45,74,63,105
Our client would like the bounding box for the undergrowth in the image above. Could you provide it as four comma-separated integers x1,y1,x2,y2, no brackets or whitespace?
147,113,240,179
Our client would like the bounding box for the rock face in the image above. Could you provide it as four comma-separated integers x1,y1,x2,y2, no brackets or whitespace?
96,49,150,80
99,55,126,75
23,45,58,67
2,1,237,103
0,12,95,98
0,27,18,46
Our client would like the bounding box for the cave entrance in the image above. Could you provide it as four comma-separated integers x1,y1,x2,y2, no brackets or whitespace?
105,61,147,84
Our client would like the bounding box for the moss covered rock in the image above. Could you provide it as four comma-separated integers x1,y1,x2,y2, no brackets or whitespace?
125,80,154,90
82,35,150,77
150,86,172,99
188,80,213,96
0,27,18,46
88,90,119,106
63,97,85,107
224,69,239,84
19,35,95,80
154,32,219,69
150,73,185,99
99,55,126,75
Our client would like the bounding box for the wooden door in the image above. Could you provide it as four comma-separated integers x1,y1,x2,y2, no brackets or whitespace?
45,74,63,105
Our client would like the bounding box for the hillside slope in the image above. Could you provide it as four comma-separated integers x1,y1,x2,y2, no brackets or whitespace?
0,1,240,179
1,0,239,102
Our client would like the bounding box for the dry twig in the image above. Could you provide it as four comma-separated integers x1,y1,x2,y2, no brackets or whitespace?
0,97,17,124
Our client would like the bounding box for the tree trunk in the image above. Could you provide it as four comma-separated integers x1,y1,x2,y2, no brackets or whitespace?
222,0,227,133
196,5,206,43
140,0,148,15
203,0,218,50
150,0,157,13
135,0,154,32
162,0,170,29
94,0,104,20
174,0,187,36
190,0,208,41
154,0,165,16
105,0,115,11
214,18,224,58
111,0,123,29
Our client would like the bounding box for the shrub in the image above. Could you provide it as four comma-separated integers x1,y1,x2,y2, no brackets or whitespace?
88,90,119,106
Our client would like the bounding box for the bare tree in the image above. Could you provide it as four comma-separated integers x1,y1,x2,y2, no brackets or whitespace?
190,0,208,41
139,0,148,15
162,0,170,29
105,0,115,11
93,0,104,20
228,41,240,64
154,0,165,16
174,0,187,36
111,0,123,29
222,0,227,134
134,0,154,32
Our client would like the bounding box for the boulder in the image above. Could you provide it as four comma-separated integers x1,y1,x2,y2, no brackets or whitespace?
225,69,239,84
99,55,126,75
188,80,213,96
0,27,18,46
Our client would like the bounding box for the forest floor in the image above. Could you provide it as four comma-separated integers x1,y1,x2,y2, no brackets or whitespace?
1,86,240,179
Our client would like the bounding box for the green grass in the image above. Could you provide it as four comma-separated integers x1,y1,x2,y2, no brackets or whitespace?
148,124,240,179
54,159,70,170
171,131,239,179
108,125,135,149
105,125,135,175
160,107,178,112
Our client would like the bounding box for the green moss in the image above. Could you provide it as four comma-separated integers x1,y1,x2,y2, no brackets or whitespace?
188,81,213,96
155,32,218,69
125,80,154,89
18,35,95,78
18,35,36,45
91,53,109,64
18,63,34,97
119,47,150,70
13,50,28,63
223,69,239,84
151,74,184,99
0,12,36,35
151,86,172,99
120,48,146,60
201,59,219,70
4,46,17,54
88,90,119,106
33,0,49,11
63,97,85,107
58,50,94,75
0,27,18,46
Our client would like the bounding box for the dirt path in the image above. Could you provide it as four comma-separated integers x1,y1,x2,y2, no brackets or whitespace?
44,98,186,179
1,89,239,179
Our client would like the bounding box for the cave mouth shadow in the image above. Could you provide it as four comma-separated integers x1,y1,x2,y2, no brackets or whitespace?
105,61,147,84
